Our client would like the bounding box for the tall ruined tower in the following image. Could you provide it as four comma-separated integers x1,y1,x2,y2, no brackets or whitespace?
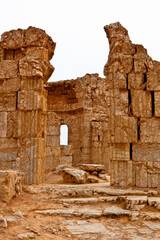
104,22,160,188
0,27,55,184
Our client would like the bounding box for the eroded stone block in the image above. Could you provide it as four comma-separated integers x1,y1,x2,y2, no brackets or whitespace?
131,90,152,117
140,118,160,143
109,143,130,161
128,73,145,90
0,60,18,79
109,116,137,143
18,90,46,111
0,112,7,137
62,168,88,184
110,160,133,187
133,143,160,162
0,170,16,202
154,92,160,117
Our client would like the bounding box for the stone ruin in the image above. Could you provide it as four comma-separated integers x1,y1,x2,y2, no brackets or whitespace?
0,22,160,192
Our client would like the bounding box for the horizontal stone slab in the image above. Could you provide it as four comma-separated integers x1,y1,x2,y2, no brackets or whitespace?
103,206,132,217
66,223,106,235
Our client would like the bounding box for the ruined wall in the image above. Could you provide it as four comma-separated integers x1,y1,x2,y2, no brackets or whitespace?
45,73,109,172
104,22,160,188
0,23,160,188
0,27,55,184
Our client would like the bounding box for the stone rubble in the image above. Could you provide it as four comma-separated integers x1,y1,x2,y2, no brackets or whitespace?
62,168,88,184
0,215,7,228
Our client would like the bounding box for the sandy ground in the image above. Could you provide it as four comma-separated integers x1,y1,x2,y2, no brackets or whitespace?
0,174,160,240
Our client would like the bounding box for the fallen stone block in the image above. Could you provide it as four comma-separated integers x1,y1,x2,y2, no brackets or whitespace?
0,170,16,202
87,175,99,183
62,168,88,184
0,215,7,228
80,164,105,173
0,170,23,202
99,173,110,182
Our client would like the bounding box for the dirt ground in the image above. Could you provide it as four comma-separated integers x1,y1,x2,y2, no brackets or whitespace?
0,174,160,240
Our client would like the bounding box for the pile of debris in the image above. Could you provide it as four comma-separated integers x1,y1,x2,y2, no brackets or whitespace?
61,164,110,184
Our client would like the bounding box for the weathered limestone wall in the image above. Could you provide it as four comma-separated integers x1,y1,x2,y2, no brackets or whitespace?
0,23,160,189
104,22,160,188
0,27,55,184
60,145,72,166
45,74,109,172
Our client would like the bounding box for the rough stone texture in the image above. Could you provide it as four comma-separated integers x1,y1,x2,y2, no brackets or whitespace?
80,164,105,173
125,196,148,210
0,215,7,228
103,206,132,217
0,170,22,202
66,223,106,235
0,23,160,189
62,168,88,184
0,27,55,184
102,22,160,188
110,160,133,187
59,145,72,166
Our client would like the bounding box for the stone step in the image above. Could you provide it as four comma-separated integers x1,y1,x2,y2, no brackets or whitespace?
54,196,118,204
148,197,160,210
53,196,160,211
35,206,132,218
29,183,159,198
54,188,158,198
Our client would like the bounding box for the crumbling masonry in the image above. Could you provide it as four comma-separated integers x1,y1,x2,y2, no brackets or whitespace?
0,22,160,188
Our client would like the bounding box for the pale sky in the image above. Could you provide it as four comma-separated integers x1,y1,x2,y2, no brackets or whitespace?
1,0,160,82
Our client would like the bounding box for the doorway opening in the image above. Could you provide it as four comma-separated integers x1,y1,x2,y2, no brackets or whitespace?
60,124,68,145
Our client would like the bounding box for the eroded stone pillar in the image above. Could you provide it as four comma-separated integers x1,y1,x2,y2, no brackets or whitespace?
0,27,56,184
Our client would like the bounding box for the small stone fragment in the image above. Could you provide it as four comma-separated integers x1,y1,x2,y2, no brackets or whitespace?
0,215,7,228
18,232,34,239
87,176,99,183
